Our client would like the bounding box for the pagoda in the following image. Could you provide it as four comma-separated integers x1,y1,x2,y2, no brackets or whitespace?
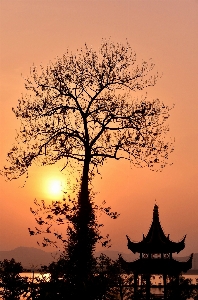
125,205,193,300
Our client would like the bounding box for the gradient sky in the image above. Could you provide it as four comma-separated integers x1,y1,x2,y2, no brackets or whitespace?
0,0,198,256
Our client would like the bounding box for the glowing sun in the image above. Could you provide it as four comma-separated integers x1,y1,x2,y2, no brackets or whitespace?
49,180,62,195
45,178,65,199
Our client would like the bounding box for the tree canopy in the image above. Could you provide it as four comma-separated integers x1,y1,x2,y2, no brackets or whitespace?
2,40,173,182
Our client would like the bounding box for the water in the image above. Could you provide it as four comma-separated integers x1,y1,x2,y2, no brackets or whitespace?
21,272,198,283
2,273,197,299
22,273,198,298
150,274,198,285
19,272,51,282
143,275,197,299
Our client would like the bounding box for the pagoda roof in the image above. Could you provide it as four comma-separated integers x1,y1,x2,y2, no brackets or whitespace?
120,254,193,275
127,205,186,254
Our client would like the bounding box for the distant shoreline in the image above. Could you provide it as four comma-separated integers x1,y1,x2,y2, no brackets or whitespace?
185,270,198,275
22,270,198,275
1,248,198,273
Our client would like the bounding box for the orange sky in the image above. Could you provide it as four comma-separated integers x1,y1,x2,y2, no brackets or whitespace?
0,1,198,256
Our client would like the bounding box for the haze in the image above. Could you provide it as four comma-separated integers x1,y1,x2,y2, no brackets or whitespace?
0,0,198,256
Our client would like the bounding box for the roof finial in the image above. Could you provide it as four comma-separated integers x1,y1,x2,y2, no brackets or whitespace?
154,199,159,210
153,202,159,218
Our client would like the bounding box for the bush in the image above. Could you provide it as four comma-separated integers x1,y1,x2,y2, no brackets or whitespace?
0,259,28,300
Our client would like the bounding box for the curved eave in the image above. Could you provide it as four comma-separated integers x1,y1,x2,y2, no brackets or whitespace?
179,253,193,272
126,235,186,254
126,235,143,254
170,235,186,254
123,254,193,274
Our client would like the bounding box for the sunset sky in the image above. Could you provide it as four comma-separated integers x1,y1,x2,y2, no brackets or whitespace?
0,0,198,257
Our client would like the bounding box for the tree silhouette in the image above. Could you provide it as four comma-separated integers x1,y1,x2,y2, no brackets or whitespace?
0,259,28,300
2,40,173,297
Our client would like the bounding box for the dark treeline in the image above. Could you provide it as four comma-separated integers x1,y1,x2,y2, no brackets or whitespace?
0,257,198,300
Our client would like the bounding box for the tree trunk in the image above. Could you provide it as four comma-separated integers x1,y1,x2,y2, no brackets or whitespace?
67,152,96,298
78,156,93,262
78,155,90,208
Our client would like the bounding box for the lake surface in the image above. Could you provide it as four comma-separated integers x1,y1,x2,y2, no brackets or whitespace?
20,272,51,281
20,272,198,284
15,273,196,299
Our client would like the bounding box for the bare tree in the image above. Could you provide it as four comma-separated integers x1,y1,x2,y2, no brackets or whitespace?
2,40,173,296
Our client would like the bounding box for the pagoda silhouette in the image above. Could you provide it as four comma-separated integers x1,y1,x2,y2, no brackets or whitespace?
124,204,193,300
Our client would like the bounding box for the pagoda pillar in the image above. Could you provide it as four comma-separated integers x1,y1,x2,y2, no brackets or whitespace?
163,274,167,300
133,272,138,300
175,273,180,299
146,274,150,300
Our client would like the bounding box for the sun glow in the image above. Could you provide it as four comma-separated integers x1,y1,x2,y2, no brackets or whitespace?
49,180,62,195
44,178,65,200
